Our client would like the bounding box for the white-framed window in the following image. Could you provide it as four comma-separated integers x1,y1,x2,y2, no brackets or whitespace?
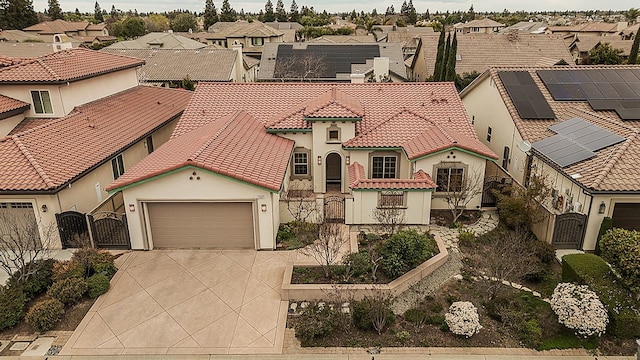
0,202,34,209
251,37,264,46
326,124,341,143
371,154,398,179
292,148,310,178
146,136,154,154
378,191,406,208
111,154,125,180
30,90,53,114
435,166,465,192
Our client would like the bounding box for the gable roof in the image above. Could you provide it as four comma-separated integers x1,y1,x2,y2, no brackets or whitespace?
0,48,144,84
0,29,44,42
105,32,208,50
0,95,29,119
107,110,294,192
259,42,407,81
414,33,573,77
0,86,191,192
348,162,437,190
465,65,640,192
23,19,95,34
0,43,63,59
573,36,634,55
207,21,283,38
454,18,505,29
101,48,238,82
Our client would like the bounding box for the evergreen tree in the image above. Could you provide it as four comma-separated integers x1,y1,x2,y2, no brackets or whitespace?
463,4,474,22
219,0,236,22
46,0,63,20
439,32,451,81
407,0,417,24
94,1,103,22
445,31,457,81
110,5,118,18
433,30,446,81
275,0,286,21
203,0,218,28
371,8,377,17
629,32,640,64
0,0,38,29
400,0,407,14
289,0,299,22
263,0,274,22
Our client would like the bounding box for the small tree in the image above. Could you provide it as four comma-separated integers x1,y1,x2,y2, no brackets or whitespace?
282,183,317,223
181,75,195,90
628,31,640,64
299,221,347,278
371,206,405,236
0,212,55,284
496,173,551,230
432,30,446,81
587,43,624,65
171,13,198,32
144,13,170,32
440,166,483,224
273,54,326,81
46,0,63,20
94,1,104,22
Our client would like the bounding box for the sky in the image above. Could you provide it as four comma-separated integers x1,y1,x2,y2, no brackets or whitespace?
33,0,639,16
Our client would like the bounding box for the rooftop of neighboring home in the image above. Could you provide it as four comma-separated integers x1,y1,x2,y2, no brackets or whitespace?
414,33,573,77
23,19,107,35
0,42,72,59
104,32,208,50
100,48,256,82
259,42,407,81
0,48,144,84
109,82,495,192
308,35,376,43
462,65,640,192
454,18,505,30
263,22,303,30
0,86,191,192
547,21,626,34
207,21,283,39
572,35,634,55
0,94,29,119
499,21,549,34
0,29,45,42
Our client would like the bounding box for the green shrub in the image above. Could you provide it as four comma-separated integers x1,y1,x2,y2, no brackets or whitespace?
395,330,410,344
8,259,56,300
24,298,64,332
457,229,476,247
87,274,110,298
519,319,542,348
562,254,640,338
599,228,640,294
295,303,338,345
595,217,613,255
47,277,88,306
342,251,371,279
486,291,548,348
523,240,556,282
404,307,429,327
0,285,27,330
276,221,318,249
53,260,85,282
352,294,395,334
379,230,438,279
72,248,117,279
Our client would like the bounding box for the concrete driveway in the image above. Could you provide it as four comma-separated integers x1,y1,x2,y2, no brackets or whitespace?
61,249,290,355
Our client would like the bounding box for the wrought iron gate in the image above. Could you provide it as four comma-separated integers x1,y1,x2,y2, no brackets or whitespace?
87,212,131,249
324,196,345,223
55,211,89,248
551,212,587,249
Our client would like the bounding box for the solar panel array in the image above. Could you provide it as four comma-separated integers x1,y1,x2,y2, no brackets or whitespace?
275,45,380,79
497,71,556,119
537,69,640,120
533,117,626,168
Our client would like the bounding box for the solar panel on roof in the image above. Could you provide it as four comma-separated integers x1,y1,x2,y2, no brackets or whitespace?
532,134,595,168
568,70,591,83
586,70,608,83
498,71,555,119
275,44,380,79
580,83,605,99
564,84,587,100
548,117,625,152
602,69,624,83
536,70,558,85
616,108,640,120
588,99,616,110
611,82,636,99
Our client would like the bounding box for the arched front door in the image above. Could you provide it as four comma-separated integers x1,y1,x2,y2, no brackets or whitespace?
325,153,341,190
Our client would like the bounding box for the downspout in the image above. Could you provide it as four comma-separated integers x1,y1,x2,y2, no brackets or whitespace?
57,82,70,115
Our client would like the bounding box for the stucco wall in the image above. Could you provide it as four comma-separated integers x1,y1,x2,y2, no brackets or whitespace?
462,75,527,184
0,113,25,137
311,121,357,193
120,167,277,250
347,190,431,225
0,69,139,118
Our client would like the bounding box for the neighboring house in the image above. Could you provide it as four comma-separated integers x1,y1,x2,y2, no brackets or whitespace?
376,25,434,56
410,33,573,81
619,23,639,40
24,20,109,37
259,42,407,82
264,22,302,42
546,22,628,37
206,21,284,57
308,35,376,43
105,32,208,50
454,19,505,34
101,47,259,84
0,29,44,42
461,65,640,251
499,21,549,34
107,82,496,250
569,35,633,64
0,48,192,248
0,42,76,59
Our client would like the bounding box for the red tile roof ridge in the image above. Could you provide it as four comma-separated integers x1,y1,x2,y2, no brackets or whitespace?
303,87,364,117
413,169,429,180
348,107,432,142
591,130,637,189
10,135,55,188
348,162,366,188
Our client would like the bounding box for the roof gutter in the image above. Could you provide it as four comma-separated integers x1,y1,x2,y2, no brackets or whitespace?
0,104,30,120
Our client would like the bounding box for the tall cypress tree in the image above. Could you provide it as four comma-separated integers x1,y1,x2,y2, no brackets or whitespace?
275,0,286,21
432,30,446,81
46,0,63,20
263,0,275,22
219,0,236,22
629,32,640,64
203,0,218,28
289,0,299,22
439,32,451,81
445,31,457,81
94,1,104,22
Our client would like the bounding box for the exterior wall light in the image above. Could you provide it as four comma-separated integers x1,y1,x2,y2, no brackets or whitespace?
598,201,606,214
345,156,350,165
129,203,136,212
317,156,322,165
261,204,267,212
41,204,47,212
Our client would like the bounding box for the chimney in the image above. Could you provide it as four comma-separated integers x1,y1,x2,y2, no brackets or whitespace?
350,72,365,83
232,42,244,82
373,57,390,82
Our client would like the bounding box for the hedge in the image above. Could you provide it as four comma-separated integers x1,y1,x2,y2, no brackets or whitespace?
562,254,640,338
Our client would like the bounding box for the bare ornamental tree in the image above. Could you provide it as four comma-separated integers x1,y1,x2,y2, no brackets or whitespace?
273,54,327,81
298,220,348,278
439,166,483,224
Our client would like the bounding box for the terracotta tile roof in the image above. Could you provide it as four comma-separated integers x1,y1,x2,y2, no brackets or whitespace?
0,94,29,117
176,82,478,141
24,19,90,34
416,33,573,77
101,48,237,82
0,48,144,84
7,118,55,135
483,65,640,192
0,86,191,192
343,108,497,160
348,162,437,190
107,110,294,192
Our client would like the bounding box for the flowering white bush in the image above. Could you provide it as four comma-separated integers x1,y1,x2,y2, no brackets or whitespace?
550,283,609,337
445,301,483,337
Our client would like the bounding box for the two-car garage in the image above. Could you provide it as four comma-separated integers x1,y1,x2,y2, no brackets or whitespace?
145,202,256,249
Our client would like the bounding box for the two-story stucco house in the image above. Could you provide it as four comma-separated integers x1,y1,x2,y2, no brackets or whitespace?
0,49,192,248
107,82,497,250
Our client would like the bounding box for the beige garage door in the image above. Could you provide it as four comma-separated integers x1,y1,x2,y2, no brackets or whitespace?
146,202,255,249
0,202,40,244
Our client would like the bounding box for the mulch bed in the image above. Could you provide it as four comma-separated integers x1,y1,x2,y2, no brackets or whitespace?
430,210,482,227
